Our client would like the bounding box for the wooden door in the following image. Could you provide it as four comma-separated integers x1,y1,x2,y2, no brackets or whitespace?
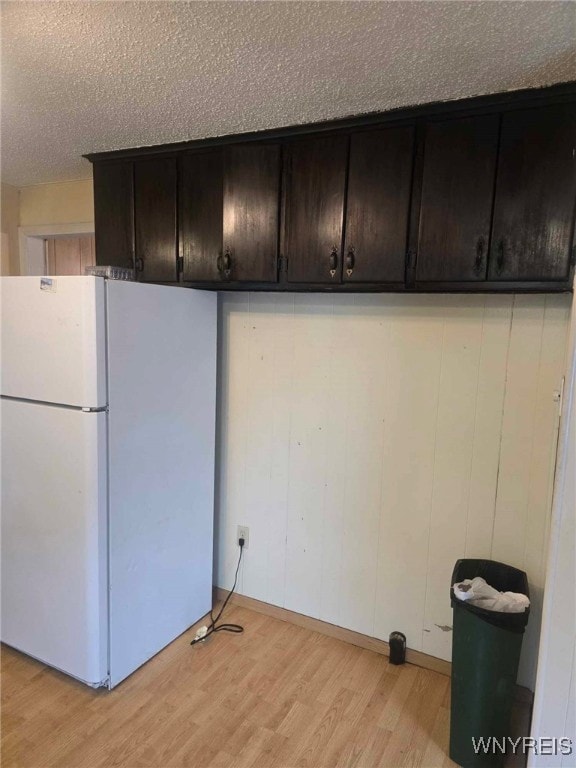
489,104,576,282
415,115,499,282
46,235,95,275
180,150,223,282
223,143,280,282
134,157,178,283
344,126,414,283
93,161,134,269
284,135,348,284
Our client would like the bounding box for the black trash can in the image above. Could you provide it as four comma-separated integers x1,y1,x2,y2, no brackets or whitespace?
449,559,530,768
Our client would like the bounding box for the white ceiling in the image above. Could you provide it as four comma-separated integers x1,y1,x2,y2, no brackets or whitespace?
2,1,575,187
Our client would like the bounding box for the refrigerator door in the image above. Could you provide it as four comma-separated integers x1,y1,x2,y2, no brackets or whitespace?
106,281,217,687
1,398,108,686
0,276,106,408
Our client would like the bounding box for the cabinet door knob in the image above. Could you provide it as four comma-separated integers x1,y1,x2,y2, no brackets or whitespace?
329,247,338,278
135,257,144,272
346,247,355,277
474,237,485,275
223,247,232,278
496,239,506,276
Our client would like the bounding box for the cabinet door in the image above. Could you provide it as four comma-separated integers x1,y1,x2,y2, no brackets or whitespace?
489,105,576,282
93,161,134,269
416,115,499,282
134,157,177,283
223,144,280,282
284,135,348,283
180,150,223,282
344,127,414,283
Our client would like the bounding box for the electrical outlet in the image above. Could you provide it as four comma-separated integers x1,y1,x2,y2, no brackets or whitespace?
237,525,249,548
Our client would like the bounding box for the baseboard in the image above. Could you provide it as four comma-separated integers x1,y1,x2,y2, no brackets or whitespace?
213,587,451,676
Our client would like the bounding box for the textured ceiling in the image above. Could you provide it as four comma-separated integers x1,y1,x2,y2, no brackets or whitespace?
2,1,575,186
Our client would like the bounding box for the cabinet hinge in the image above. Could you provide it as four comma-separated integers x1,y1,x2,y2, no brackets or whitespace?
278,254,288,274
406,249,417,271
177,256,184,274
571,245,576,267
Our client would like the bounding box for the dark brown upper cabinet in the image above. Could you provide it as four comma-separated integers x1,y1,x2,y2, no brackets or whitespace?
88,84,576,294
344,127,414,284
488,104,576,282
134,157,178,283
180,143,280,283
180,150,223,282
284,135,348,284
415,115,499,282
93,161,134,270
223,144,280,282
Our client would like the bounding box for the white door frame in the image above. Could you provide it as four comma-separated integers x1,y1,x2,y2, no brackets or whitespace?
18,222,94,275
529,284,576,766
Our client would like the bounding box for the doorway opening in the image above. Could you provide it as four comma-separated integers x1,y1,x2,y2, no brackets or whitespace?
18,223,94,275
45,234,95,275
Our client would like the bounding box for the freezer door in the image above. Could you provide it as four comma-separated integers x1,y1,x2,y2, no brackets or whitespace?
1,399,108,686
0,276,106,408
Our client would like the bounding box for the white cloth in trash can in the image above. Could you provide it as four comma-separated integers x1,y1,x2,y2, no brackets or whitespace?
453,577,530,613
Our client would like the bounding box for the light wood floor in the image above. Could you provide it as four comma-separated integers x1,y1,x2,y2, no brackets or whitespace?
1,604,503,768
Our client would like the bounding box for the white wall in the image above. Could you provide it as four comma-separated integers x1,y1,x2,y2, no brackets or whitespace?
529,302,575,766
215,292,571,689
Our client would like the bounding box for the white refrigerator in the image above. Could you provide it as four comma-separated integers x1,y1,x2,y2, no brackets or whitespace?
1,276,217,688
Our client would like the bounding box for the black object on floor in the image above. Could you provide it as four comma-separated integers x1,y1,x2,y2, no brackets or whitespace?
389,631,407,665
